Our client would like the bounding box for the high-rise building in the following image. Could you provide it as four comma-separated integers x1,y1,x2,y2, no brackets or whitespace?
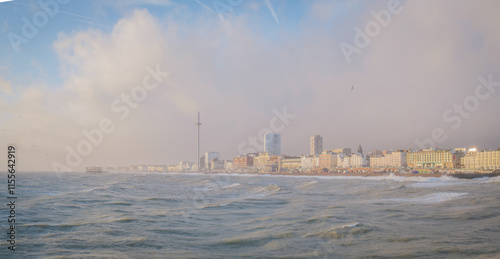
264,132,281,155
310,135,323,156
205,151,220,170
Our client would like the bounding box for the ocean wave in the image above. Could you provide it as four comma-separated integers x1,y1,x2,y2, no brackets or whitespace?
218,229,295,247
297,181,318,189
80,185,111,193
407,179,464,188
485,176,500,183
21,222,90,229
385,236,423,242
221,183,241,189
304,214,335,223
378,192,469,204
144,197,179,202
116,218,137,223
407,182,461,188
106,201,133,206
304,222,372,239
238,216,273,225
192,184,283,209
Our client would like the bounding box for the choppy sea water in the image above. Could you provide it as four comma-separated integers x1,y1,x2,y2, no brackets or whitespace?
2,172,500,258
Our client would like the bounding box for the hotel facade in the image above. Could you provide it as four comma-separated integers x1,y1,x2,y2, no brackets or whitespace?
462,149,500,170
407,149,462,169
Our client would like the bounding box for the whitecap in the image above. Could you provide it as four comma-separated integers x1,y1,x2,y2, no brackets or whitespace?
377,192,469,204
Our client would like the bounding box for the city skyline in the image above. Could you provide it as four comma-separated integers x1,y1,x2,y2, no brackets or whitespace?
90,132,499,172
1,0,499,172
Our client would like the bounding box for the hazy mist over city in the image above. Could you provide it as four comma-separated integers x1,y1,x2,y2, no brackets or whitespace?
1,0,499,172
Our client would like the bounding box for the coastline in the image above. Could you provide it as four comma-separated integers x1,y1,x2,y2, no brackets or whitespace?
167,170,448,178
168,169,500,179
87,169,500,179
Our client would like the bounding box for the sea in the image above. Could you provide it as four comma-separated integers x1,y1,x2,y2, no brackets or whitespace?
2,171,500,258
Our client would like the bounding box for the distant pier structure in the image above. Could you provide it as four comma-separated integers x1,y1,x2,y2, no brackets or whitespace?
86,166,104,173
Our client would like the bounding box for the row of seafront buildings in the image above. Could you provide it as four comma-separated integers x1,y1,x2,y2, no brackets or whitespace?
227,134,500,172
230,150,500,173
102,133,500,173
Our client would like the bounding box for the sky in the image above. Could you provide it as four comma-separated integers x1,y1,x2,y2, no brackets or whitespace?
0,0,499,172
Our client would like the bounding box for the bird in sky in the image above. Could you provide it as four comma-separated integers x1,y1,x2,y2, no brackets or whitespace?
351,85,354,90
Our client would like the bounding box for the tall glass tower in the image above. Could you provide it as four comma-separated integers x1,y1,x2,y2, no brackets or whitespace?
264,132,281,155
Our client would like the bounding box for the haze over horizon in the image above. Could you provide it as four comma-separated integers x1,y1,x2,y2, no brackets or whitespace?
1,0,499,172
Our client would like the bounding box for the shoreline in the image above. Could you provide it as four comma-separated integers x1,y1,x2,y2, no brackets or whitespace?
170,169,500,179
163,170,499,179
79,169,500,179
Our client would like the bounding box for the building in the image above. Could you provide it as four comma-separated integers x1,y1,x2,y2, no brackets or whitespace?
310,135,323,156
211,159,225,171
254,152,270,169
265,155,281,172
264,132,281,155
369,150,407,168
350,153,369,167
336,153,368,167
370,155,389,168
462,148,500,170
279,156,302,171
337,153,348,167
318,151,337,169
224,160,233,171
179,161,193,171
301,155,318,169
205,152,220,170
167,165,180,171
199,155,205,170
391,151,407,167
233,155,254,169
407,149,460,168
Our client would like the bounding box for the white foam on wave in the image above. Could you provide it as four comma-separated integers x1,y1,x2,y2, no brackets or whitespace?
297,180,318,189
378,192,469,204
337,222,360,229
221,183,241,189
484,176,500,183
194,184,282,209
407,177,463,188
251,184,282,198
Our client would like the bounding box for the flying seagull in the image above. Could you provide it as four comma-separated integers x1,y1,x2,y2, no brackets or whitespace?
351,85,354,90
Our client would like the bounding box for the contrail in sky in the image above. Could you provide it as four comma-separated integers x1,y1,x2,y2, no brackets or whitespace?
8,0,107,26
265,0,279,25
193,0,215,14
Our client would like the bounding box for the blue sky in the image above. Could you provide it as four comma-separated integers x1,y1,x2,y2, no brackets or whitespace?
1,0,500,171
0,0,312,87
